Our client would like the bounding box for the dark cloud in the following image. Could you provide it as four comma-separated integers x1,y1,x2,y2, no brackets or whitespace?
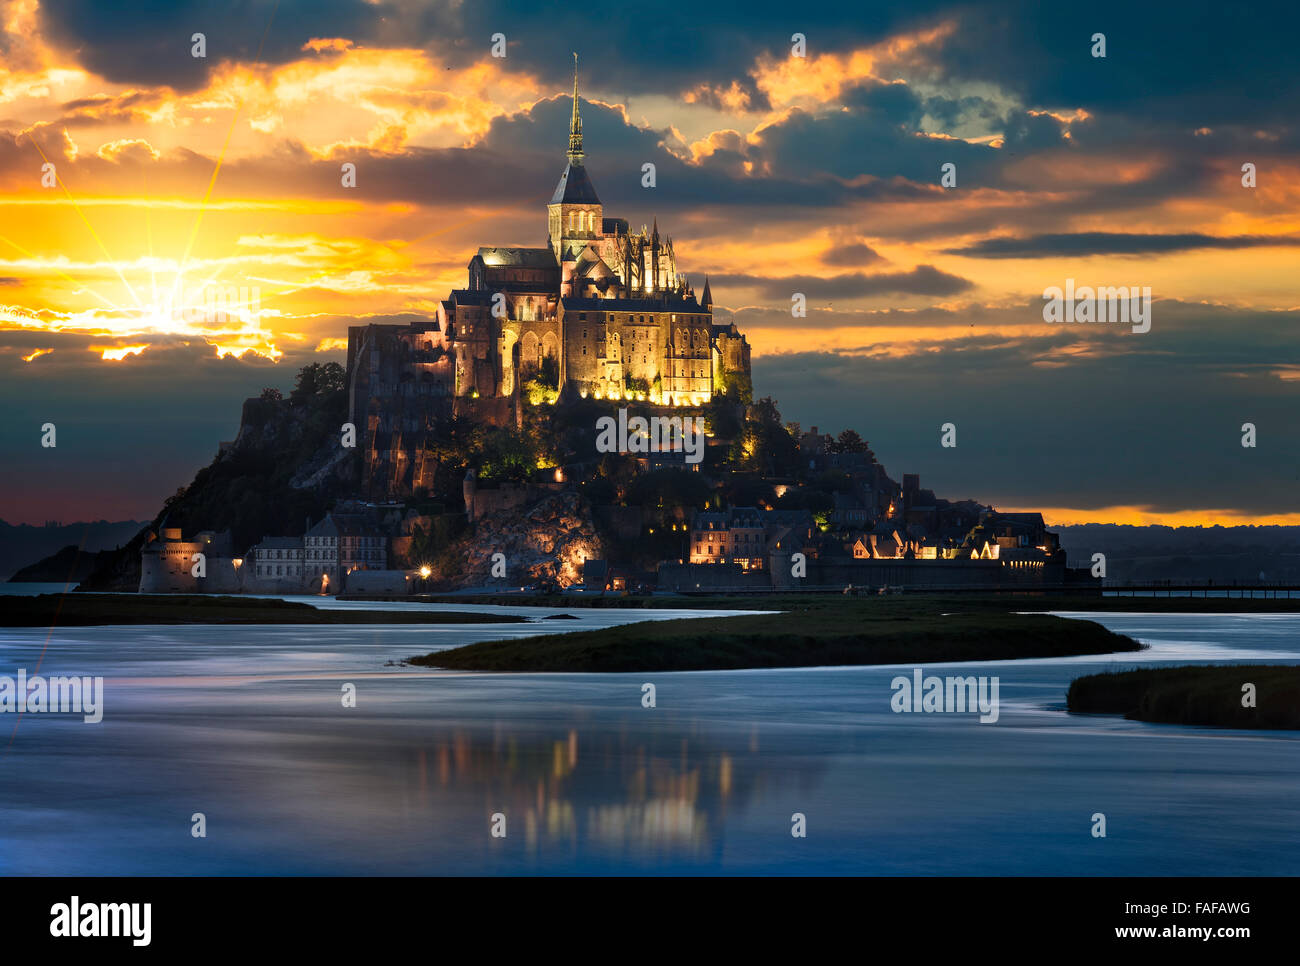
746,94,1000,184
56,90,166,128
34,0,949,98
915,0,1300,128
820,242,884,268
947,233,1300,258
0,94,939,218
38,0,387,92
713,265,973,299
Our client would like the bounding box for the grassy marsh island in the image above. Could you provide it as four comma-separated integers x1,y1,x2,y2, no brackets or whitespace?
0,593,526,627
409,595,1142,672
1067,665,1300,730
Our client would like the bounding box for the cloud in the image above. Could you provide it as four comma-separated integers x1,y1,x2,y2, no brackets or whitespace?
947,233,1300,258
712,265,973,299
820,242,884,268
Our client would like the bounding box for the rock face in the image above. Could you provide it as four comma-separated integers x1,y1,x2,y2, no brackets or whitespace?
459,491,605,587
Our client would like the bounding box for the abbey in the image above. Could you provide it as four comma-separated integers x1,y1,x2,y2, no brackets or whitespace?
346,61,751,498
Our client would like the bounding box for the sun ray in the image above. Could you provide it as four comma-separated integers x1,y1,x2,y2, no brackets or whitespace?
0,232,127,315
24,133,144,309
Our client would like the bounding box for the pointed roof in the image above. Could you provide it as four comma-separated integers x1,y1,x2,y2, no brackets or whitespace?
551,56,600,206
551,162,600,205
701,276,713,309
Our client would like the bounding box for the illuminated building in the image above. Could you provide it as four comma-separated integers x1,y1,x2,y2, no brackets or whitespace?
346,59,751,499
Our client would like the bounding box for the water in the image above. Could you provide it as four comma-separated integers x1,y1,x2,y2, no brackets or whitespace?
0,602,1297,875
0,583,76,595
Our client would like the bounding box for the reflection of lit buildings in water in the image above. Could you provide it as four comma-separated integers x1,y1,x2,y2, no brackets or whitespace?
401,722,826,862
587,800,708,851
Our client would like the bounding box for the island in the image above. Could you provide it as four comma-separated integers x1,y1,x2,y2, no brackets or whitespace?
408,595,1142,672
1067,665,1300,730
0,593,526,627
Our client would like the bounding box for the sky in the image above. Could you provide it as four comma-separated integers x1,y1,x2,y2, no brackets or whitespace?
1,0,1297,526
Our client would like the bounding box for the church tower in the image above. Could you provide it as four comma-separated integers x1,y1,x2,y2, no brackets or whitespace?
548,55,603,262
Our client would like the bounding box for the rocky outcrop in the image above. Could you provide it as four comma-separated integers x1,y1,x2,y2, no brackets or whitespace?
456,491,605,587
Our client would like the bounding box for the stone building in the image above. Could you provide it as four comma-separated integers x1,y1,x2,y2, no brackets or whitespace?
248,536,305,593
138,527,243,593
346,60,752,499
303,511,388,592
688,507,818,573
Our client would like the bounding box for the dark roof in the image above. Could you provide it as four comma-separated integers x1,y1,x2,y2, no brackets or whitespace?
252,536,302,551
551,162,601,205
306,512,383,539
448,289,492,305
476,247,557,269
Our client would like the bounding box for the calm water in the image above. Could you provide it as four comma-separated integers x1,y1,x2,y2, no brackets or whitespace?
0,596,1297,875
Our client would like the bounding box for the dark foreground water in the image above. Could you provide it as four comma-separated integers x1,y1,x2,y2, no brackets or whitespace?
1,600,1297,875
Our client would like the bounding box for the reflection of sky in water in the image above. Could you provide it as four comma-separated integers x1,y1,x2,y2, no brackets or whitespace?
0,607,1297,875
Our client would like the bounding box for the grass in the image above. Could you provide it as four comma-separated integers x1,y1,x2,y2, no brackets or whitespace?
409,595,1142,672
0,593,525,627
1067,665,1300,729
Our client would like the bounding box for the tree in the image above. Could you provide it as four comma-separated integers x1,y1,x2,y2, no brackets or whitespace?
260,387,283,402
741,397,800,476
291,362,346,403
471,427,537,483
832,429,868,454
539,354,559,389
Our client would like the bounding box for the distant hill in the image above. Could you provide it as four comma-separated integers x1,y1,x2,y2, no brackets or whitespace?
1055,524,1300,584
8,544,118,583
0,519,146,580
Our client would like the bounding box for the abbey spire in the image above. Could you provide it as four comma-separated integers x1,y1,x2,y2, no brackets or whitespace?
549,54,601,260
567,52,584,166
